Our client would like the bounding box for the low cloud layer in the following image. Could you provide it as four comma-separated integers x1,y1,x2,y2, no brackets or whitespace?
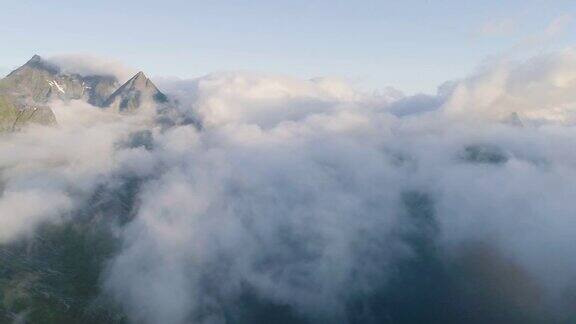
444,49,576,123
2,50,576,323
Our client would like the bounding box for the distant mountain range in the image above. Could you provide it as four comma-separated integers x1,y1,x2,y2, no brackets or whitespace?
0,55,168,131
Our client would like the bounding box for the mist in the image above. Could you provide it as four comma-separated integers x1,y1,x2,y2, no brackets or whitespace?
46,54,137,83
1,50,576,323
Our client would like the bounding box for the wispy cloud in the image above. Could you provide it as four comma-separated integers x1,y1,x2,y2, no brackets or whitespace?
544,13,573,36
46,54,137,82
478,17,517,37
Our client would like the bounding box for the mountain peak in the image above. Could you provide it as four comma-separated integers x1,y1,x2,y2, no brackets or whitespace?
24,54,45,67
28,54,42,63
18,54,58,74
124,71,153,88
104,71,168,112
0,55,60,103
1,54,121,109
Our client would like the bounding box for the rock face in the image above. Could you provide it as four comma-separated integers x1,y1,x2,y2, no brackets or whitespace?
0,55,119,105
104,71,168,113
0,55,169,132
0,94,57,132
462,144,508,164
82,75,120,107
503,112,524,127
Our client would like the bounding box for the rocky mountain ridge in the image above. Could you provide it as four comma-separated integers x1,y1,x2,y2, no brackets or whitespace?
0,55,168,131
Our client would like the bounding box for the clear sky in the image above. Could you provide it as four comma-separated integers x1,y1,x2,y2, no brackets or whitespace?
1,0,575,94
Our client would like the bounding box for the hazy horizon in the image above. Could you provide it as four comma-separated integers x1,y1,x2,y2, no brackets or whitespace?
2,0,576,94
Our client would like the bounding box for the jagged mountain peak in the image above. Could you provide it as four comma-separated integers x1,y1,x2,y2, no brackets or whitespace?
0,54,122,107
9,54,59,77
0,55,173,131
104,71,167,112
122,71,158,91
28,54,42,63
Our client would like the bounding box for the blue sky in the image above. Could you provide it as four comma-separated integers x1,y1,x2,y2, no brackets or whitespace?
1,0,575,93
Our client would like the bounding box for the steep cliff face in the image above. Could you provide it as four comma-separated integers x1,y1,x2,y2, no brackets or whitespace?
82,75,120,107
0,94,56,132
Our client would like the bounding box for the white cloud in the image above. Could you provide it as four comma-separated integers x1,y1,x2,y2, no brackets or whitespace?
443,48,576,122
479,17,517,36
2,51,576,323
545,14,573,36
46,54,137,82
0,190,71,243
